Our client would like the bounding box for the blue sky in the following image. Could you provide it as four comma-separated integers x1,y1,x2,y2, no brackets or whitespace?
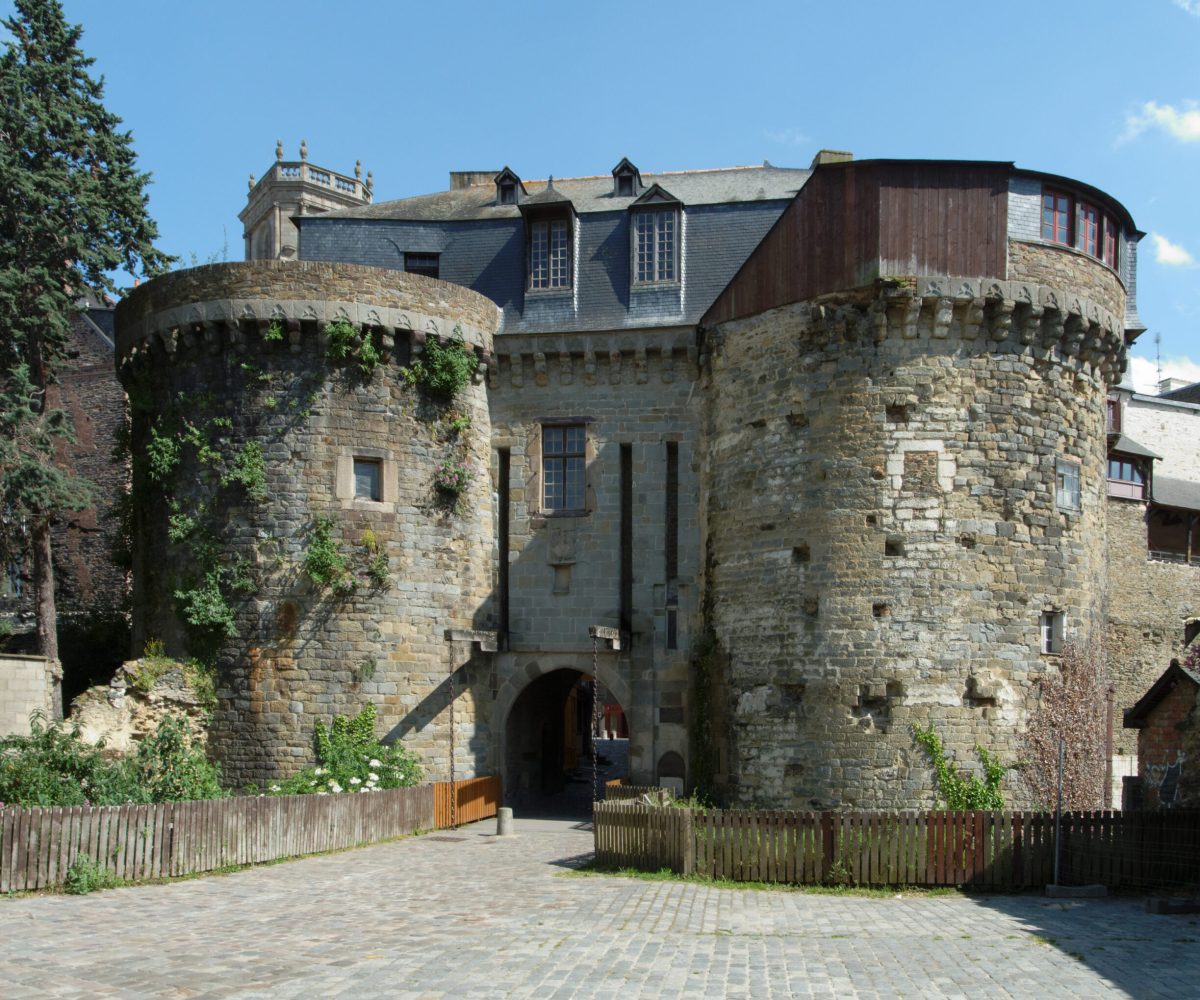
7,0,1199,391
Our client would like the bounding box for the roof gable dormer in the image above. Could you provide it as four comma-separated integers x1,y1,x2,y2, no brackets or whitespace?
612,157,642,198
631,183,681,208
494,166,526,207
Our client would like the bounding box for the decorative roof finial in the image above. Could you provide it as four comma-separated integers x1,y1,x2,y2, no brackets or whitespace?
248,173,256,191
355,160,362,180
366,170,374,193
548,175,554,190
275,139,283,161
299,139,308,162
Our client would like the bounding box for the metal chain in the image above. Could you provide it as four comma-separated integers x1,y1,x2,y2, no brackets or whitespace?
591,632,601,805
449,657,456,830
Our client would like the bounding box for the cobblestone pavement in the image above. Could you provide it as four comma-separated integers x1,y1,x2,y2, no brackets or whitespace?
3,816,1198,999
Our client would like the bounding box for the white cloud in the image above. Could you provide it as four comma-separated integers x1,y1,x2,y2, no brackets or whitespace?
1127,355,1200,395
765,128,810,148
1150,232,1197,267
1122,101,1200,143
1173,1,1200,16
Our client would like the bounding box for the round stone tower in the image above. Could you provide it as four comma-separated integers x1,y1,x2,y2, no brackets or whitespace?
115,261,500,787
698,160,1136,808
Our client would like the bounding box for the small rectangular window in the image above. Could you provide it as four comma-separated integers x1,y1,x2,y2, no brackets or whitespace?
404,252,440,279
353,458,382,501
1055,458,1081,512
1041,189,1072,246
1106,397,1121,433
1040,611,1064,655
542,424,586,511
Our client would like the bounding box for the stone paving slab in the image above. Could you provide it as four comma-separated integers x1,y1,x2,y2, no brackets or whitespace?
2,816,1198,999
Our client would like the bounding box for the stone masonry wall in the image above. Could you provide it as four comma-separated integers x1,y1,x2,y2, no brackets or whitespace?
704,275,1124,809
1123,395,1200,481
1106,497,1200,764
0,654,58,736
115,262,500,787
487,331,701,792
1008,241,1125,321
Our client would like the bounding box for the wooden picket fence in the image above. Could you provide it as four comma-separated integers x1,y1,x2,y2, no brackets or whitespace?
604,779,674,804
0,776,501,893
433,775,502,828
593,803,1200,891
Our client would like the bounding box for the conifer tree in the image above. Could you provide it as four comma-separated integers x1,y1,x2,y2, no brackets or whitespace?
0,0,171,670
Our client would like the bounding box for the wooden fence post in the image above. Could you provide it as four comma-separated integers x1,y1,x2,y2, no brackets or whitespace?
820,811,835,883
681,808,695,876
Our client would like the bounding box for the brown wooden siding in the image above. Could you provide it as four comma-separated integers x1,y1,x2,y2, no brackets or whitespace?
702,161,1010,327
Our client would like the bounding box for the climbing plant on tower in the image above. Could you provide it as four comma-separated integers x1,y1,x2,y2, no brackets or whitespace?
0,0,172,667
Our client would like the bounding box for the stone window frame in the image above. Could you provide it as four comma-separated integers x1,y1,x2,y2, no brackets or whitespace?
533,418,593,518
335,448,397,510
1040,609,1065,656
1055,457,1082,513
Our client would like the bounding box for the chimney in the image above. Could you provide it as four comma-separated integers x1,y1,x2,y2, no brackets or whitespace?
809,149,853,168
450,170,501,191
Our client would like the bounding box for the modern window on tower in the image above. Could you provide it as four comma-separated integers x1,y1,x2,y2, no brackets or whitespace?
634,209,679,284
529,218,571,291
542,424,586,512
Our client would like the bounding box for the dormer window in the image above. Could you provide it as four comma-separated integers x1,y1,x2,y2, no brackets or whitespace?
634,209,678,283
494,166,524,207
630,184,681,286
611,157,642,199
529,216,571,290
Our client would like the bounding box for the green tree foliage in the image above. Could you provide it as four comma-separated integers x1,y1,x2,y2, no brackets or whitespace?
911,722,1005,810
0,0,172,662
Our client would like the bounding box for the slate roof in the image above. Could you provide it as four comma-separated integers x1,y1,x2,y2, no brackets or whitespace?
1109,434,1161,460
1153,475,1200,512
1159,381,1200,405
318,164,810,222
297,163,810,334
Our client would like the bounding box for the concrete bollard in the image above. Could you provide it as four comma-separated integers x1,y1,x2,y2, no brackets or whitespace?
496,806,514,837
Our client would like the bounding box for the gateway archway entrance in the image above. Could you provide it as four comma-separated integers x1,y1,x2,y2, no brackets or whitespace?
504,668,629,816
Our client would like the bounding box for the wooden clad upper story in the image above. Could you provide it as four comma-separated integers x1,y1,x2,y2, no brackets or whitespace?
701,159,1139,330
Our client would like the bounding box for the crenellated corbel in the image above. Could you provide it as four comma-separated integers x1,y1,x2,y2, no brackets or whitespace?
583,349,597,384
634,345,648,384
986,298,1014,342
930,296,954,339
660,345,675,383
509,352,524,389
533,351,548,387
609,349,622,385
557,350,573,386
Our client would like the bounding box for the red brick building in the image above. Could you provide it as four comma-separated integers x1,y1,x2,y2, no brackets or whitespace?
1123,659,1200,808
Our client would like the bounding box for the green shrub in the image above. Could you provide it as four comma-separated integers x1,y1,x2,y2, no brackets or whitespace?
130,714,226,803
401,328,476,399
911,722,1005,810
303,515,355,596
174,569,238,640
222,441,268,503
270,703,422,796
324,319,380,377
0,713,224,808
64,856,120,894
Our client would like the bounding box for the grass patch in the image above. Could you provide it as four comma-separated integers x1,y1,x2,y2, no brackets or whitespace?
564,861,958,897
